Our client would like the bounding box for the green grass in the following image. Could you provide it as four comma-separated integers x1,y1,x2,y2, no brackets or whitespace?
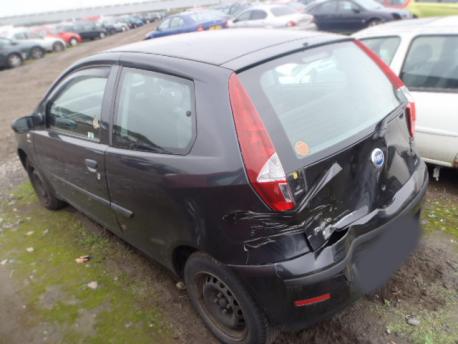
0,183,174,343
422,195,458,239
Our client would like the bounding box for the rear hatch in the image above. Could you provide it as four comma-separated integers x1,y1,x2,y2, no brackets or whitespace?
231,39,421,251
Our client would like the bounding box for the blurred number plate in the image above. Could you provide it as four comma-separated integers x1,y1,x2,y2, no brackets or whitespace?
210,25,222,30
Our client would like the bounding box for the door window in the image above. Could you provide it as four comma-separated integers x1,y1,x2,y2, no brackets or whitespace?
312,1,338,14
251,10,268,20
361,36,401,64
401,35,458,91
113,68,195,154
235,10,252,22
338,1,360,11
47,68,109,140
170,17,185,28
158,19,170,30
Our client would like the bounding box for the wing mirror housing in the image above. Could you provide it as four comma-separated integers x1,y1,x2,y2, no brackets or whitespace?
11,113,43,133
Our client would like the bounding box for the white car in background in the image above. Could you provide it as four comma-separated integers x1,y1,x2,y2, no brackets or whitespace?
1,27,66,52
229,4,316,30
354,16,458,173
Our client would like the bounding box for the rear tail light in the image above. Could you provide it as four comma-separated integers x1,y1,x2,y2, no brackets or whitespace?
354,40,416,138
197,25,205,32
287,20,297,27
229,74,295,212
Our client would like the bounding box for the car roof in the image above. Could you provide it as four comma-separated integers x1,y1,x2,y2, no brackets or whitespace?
108,29,343,69
354,16,458,37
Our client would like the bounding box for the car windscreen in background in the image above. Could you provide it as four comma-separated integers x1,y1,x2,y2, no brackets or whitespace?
239,41,400,166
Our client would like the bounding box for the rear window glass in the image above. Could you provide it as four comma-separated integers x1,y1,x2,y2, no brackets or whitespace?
271,6,297,16
361,36,401,65
401,35,458,91
239,41,400,162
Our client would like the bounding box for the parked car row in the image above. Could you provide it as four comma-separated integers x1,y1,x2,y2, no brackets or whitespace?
0,12,164,70
144,0,414,40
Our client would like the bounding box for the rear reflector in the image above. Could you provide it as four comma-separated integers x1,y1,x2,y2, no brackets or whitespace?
354,40,416,138
229,73,295,212
294,293,331,307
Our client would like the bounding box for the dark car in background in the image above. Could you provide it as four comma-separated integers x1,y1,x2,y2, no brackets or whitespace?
57,22,108,41
0,37,45,68
12,29,427,344
119,15,145,29
0,37,29,68
145,11,228,39
306,0,412,32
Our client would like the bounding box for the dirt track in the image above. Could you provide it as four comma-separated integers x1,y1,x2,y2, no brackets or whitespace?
0,24,457,344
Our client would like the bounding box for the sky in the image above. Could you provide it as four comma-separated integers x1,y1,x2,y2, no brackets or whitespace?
0,0,146,17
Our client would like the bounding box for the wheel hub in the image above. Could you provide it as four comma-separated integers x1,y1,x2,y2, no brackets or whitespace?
201,275,245,332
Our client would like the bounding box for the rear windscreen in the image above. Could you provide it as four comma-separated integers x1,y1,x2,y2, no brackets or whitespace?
239,41,400,162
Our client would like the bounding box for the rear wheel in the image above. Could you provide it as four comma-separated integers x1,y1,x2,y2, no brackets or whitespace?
30,47,45,59
7,53,23,68
99,32,106,39
52,41,65,52
184,253,275,344
26,161,66,210
69,37,78,46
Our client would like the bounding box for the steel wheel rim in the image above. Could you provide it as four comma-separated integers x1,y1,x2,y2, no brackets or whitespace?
195,272,248,341
31,48,42,59
70,38,77,46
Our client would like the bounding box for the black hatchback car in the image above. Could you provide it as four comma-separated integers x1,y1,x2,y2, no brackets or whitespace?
12,29,427,344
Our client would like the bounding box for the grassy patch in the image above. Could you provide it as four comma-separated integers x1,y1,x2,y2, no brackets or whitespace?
0,183,174,343
422,195,458,239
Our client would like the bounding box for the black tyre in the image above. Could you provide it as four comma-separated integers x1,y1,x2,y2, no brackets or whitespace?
26,161,66,210
30,47,45,59
69,37,78,46
52,41,65,52
184,253,275,344
7,53,23,68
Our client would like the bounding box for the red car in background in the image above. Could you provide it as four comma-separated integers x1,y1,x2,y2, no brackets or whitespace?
32,25,82,46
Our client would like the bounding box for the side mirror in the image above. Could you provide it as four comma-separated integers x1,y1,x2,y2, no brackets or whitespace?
353,8,361,13
11,114,43,133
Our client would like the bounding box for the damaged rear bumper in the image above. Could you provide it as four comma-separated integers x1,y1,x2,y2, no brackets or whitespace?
228,162,428,330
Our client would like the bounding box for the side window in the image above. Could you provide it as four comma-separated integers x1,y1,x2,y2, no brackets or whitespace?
312,1,338,14
251,10,268,20
338,1,360,11
361,36,401,64
47,68,109,140
401,35,458,91
235,11,253,22
170,17,184,28
114,68,195,154
158,18,171,30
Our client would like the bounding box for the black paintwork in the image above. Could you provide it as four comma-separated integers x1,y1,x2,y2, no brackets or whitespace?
12,29,428,329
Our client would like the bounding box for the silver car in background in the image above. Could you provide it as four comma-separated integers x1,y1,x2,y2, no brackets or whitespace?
229,4,316,30
355,16,458,173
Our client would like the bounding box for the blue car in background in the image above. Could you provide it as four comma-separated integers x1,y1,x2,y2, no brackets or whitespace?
145,10,229,39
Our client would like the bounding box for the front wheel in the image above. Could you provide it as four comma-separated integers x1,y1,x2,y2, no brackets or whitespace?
53,41,65,52
99,32,106,39
27,161,66,210
69,37,78,46
184,253,275,344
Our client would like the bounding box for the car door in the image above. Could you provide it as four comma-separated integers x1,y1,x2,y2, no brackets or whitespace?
105,66,196,264
32,66,119,231
309,0,338,31
336,0,366,32
155,18,171,37
168,16,186,35
399,34,458,166
247,9,269,28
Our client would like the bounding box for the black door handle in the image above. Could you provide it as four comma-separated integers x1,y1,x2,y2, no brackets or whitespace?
85,159,98,173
